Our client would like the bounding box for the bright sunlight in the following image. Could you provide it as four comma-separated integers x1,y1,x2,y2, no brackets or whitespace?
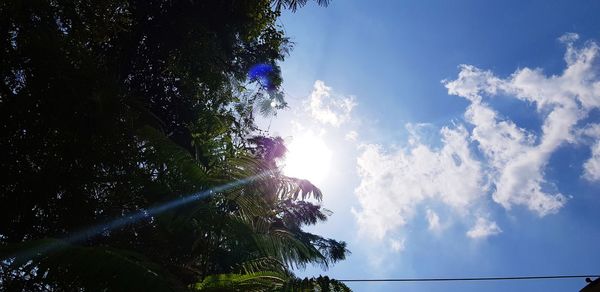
282,132,332,184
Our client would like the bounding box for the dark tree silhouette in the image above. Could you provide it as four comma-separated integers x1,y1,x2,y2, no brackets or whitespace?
0,0,349,290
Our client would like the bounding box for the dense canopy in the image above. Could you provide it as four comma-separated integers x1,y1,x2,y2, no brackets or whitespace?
0,0,348,290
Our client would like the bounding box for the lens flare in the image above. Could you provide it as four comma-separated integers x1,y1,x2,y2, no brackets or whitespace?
248,63,274,89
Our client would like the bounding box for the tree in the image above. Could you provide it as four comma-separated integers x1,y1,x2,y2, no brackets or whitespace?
273,0,331,12
0,0,349,290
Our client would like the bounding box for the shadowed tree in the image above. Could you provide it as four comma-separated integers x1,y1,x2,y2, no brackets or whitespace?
0,0,349,290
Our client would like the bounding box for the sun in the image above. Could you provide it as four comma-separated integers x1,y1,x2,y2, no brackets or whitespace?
282,132,332,184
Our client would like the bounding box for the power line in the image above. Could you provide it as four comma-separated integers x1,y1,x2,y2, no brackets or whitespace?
337,275,600,283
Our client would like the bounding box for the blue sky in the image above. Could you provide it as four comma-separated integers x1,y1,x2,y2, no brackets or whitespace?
260,1,600,291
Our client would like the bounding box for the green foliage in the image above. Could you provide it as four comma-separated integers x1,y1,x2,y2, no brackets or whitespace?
0,0,349,291
194,273,351,292
1,239,183,291
194,272,288,291
274,0,332,12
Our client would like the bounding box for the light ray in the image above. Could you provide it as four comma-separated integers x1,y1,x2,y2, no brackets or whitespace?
2,172,269,262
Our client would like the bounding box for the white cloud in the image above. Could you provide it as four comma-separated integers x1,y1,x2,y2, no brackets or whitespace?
426,209,442,232
353,34,600,246
443,65,503,103
406,122,436,146
389,238,406,253
583,142,600,181
464,102,568,216
466,217,502,239
345,130,359,141
354,125,484,239
308,80,356,127
580,124,600,182
558,32,579,44
444,33,600,216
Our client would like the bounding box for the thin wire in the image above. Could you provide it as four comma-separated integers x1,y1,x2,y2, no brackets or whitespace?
338,275,600,283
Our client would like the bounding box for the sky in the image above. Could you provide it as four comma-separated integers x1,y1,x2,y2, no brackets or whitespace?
259,1,600,291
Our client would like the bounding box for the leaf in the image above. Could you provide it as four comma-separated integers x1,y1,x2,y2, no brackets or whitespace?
1,239,185,291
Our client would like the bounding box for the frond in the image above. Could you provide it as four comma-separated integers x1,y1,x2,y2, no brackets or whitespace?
236,257,290,276
194,273,351,292
137,125,211,185
277,199,328,228
281,276,352,292
193,271,288,291
252,228,326,269
275,176,323,201
273,0,331,12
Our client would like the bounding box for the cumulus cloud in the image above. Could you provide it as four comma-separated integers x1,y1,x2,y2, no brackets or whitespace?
581,125,600,182
405,122,436,146
389,238,406,253
558,32,580,44
466,217,502,239
426,209,442,232
444,33,600,216
464,102,568,216
308,80,356,127
345,130,359,141
353,125,484,239
583,142,600,181
353,34,600,244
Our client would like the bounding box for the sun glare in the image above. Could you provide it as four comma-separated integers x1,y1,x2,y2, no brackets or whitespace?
282,132,332,184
